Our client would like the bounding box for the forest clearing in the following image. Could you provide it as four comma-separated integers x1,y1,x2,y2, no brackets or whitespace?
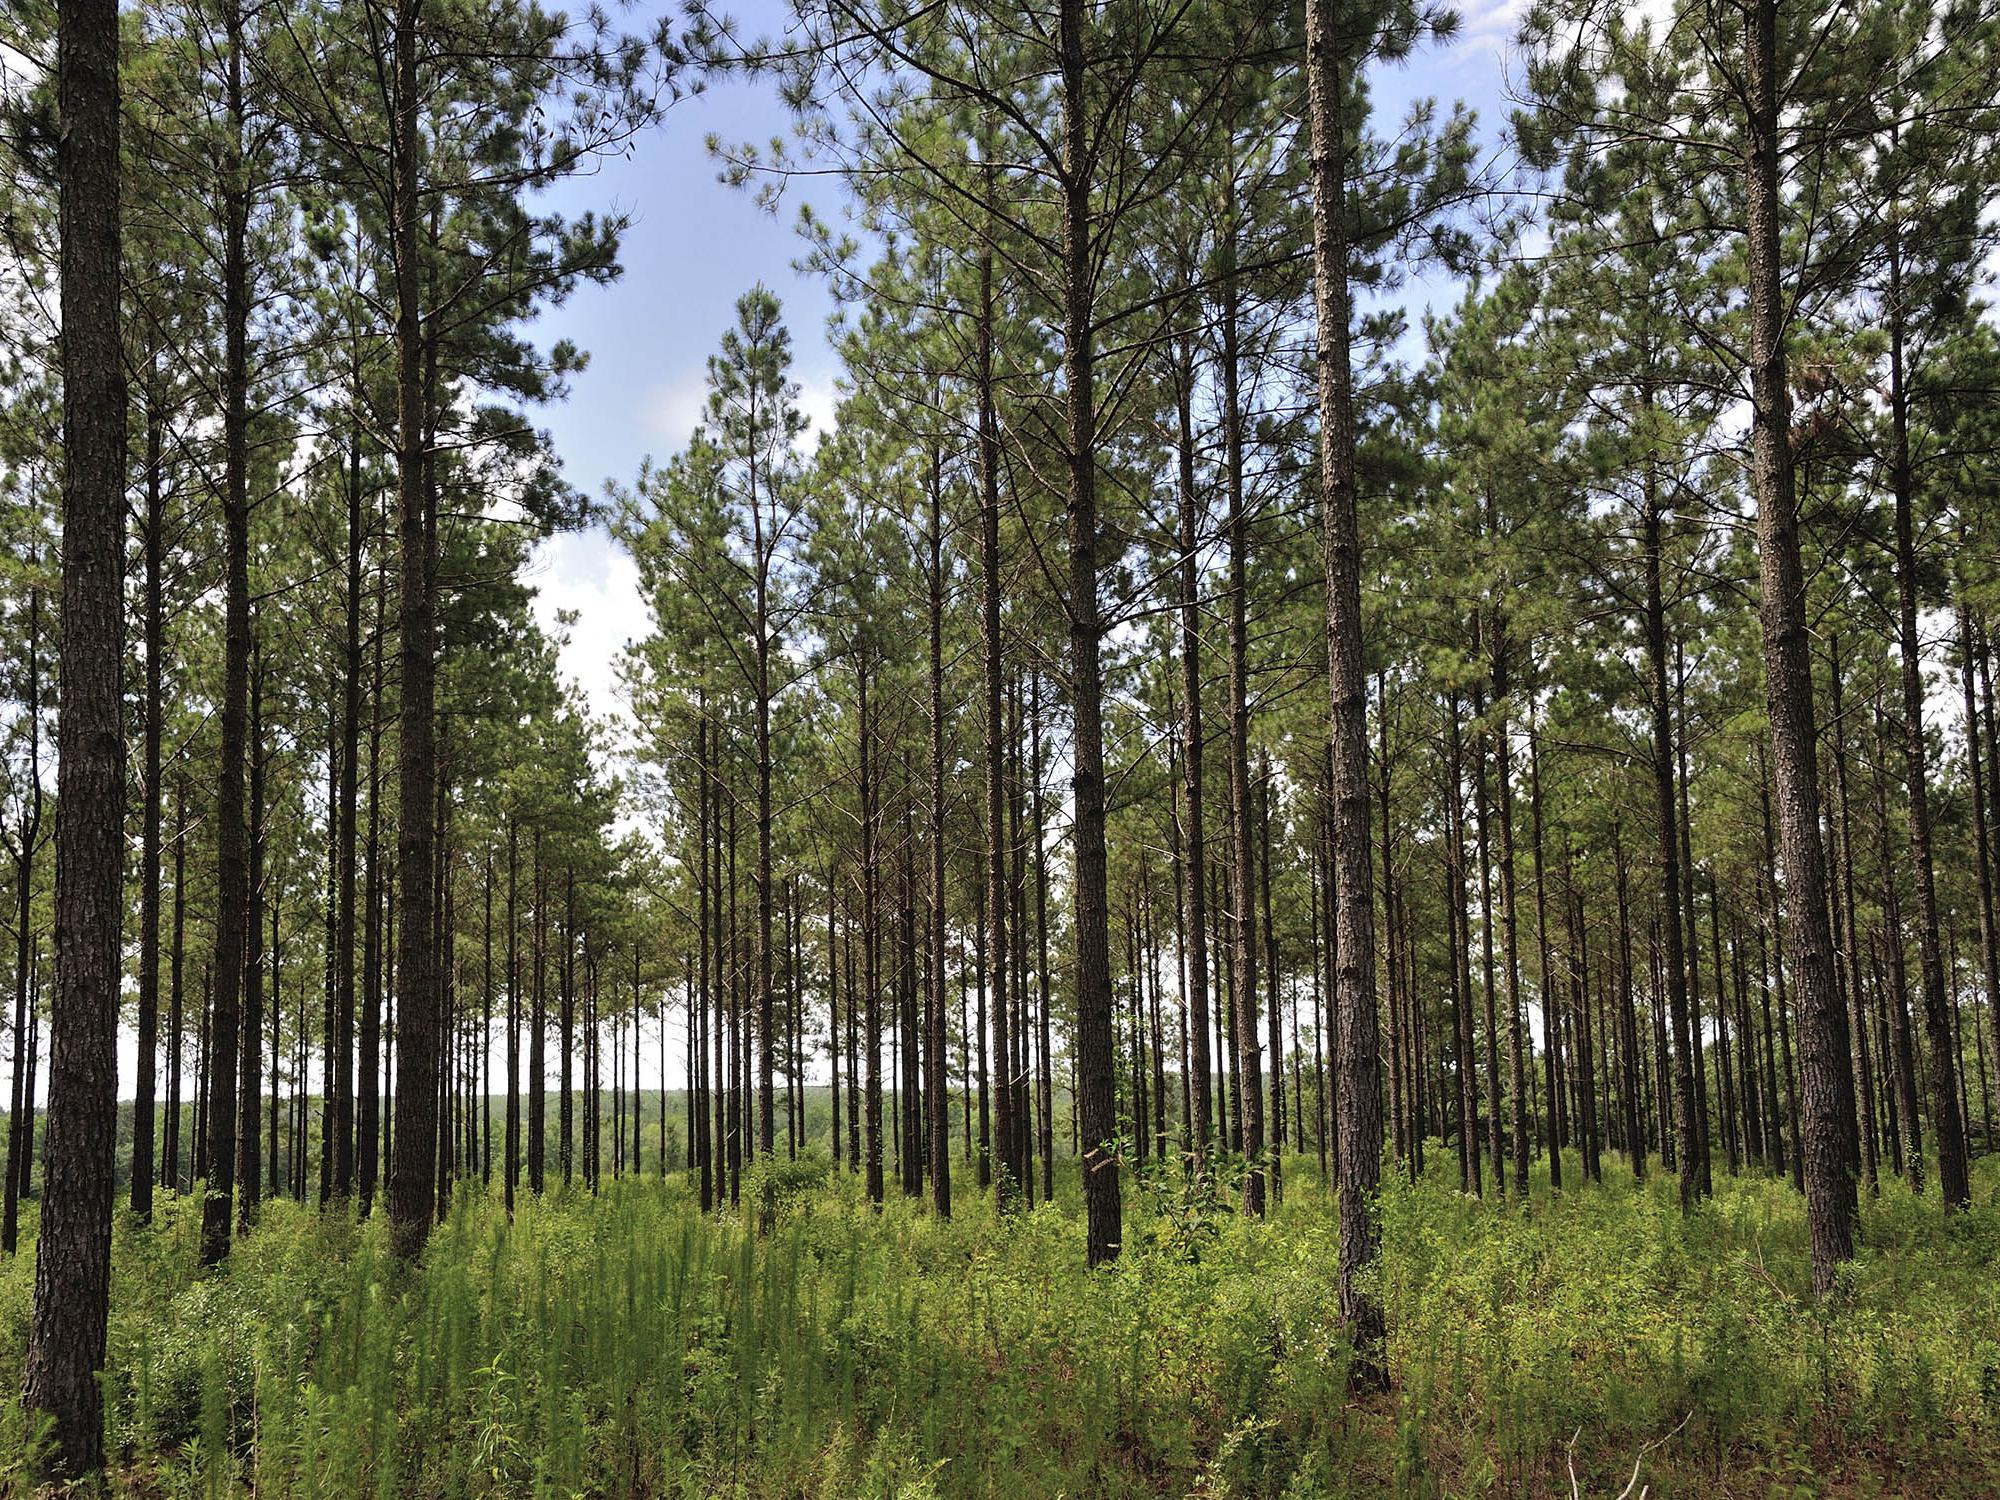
5,0,2000,1492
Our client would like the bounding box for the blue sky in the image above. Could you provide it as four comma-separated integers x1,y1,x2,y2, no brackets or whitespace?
525,0,1528,742
524,6,848,742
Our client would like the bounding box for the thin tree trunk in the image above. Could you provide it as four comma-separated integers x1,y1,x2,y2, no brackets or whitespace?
132,375,165,1220
359,545,387,1213
1828,636,1879,1193
1529,713,1563,1190
752,497,776,1184
1871,728,1925,1192
166,787,186,1194
1445,698,1480,1196
1473,688,1504,1192
269,893,282,1196
976,208,1016,1209
926,465,952,1216
831,864,844,1172
1489,627,1529,1197
201,12,253,1268
860,665,884,1205
5,595,44,1256
1032,672,1056,1201
1221,214,1264,1217
506,820,519,1214
1886,238,1969,1207
1675,651,1712,1195
1961,605,2000,1152
696,719,713,1209
237,655,267,1232
1259,775,1283,1200
1614,828,1646,1181
1173,346,1213,1163
1642,494,1700,1210
562,875,576,1184
1566,849,1601,1182
333,361,365,1202
530,831,547,1193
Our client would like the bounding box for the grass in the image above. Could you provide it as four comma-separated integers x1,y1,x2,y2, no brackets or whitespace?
0,1150,1996,1497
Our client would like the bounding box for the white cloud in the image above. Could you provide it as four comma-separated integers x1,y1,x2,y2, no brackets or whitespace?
643,368,710,449
796,373,839,452
643,366,839,457
529,528,646,738
1457,0,1529,50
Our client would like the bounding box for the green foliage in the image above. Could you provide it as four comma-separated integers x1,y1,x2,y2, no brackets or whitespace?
136,1279,259,1454
745,1148,834,1219
2,1160,1995,1496
1124,1142,1241,1264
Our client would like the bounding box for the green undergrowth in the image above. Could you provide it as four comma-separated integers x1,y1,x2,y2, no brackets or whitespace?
1,1153,1996,1498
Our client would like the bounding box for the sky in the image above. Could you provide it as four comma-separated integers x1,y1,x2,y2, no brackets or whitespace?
522,17,846,763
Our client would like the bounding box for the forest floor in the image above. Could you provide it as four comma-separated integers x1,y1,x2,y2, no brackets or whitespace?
0,1150,1995,1498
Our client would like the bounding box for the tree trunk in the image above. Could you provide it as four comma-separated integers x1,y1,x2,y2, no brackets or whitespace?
927,464,952,1216
1742,0,1856,1290
530,831,547,1193
1032,671,1056,1202
1980,625,2000,1136
1613,828,1646,1180
24,0,125,1463
860,665,885,1205
0,862,41,1170
1529,714,1563,1190
1489,626,1529,1197
898,782,921,1198
1642,496,1700,1210
200,13,253,1268
166,787,186,1193
1675,652,1712,1194
1565,849,1602,1182
132,373,165,1220
561,876,576,1184
1304,0,1384,1372
269,892,282,1195
1259,774,1284,1200
333,367,365,1201
1961,606,2000,1153
1472,689,1504,1192
696,716,713,1210
1886,241,1969,1207
236,655,267,1232
1221,217,1263,1217
1174,346,1213,1164
1445,698,1480,1195
975,214,1017,1210
1060,0,1119,1267
359,546,387,1213
1871,729,1925,1193
506,821,520,1214
752,505,776,1181
387,0,440,1262
1828,636,1879,1193
1378,686,1403,1173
